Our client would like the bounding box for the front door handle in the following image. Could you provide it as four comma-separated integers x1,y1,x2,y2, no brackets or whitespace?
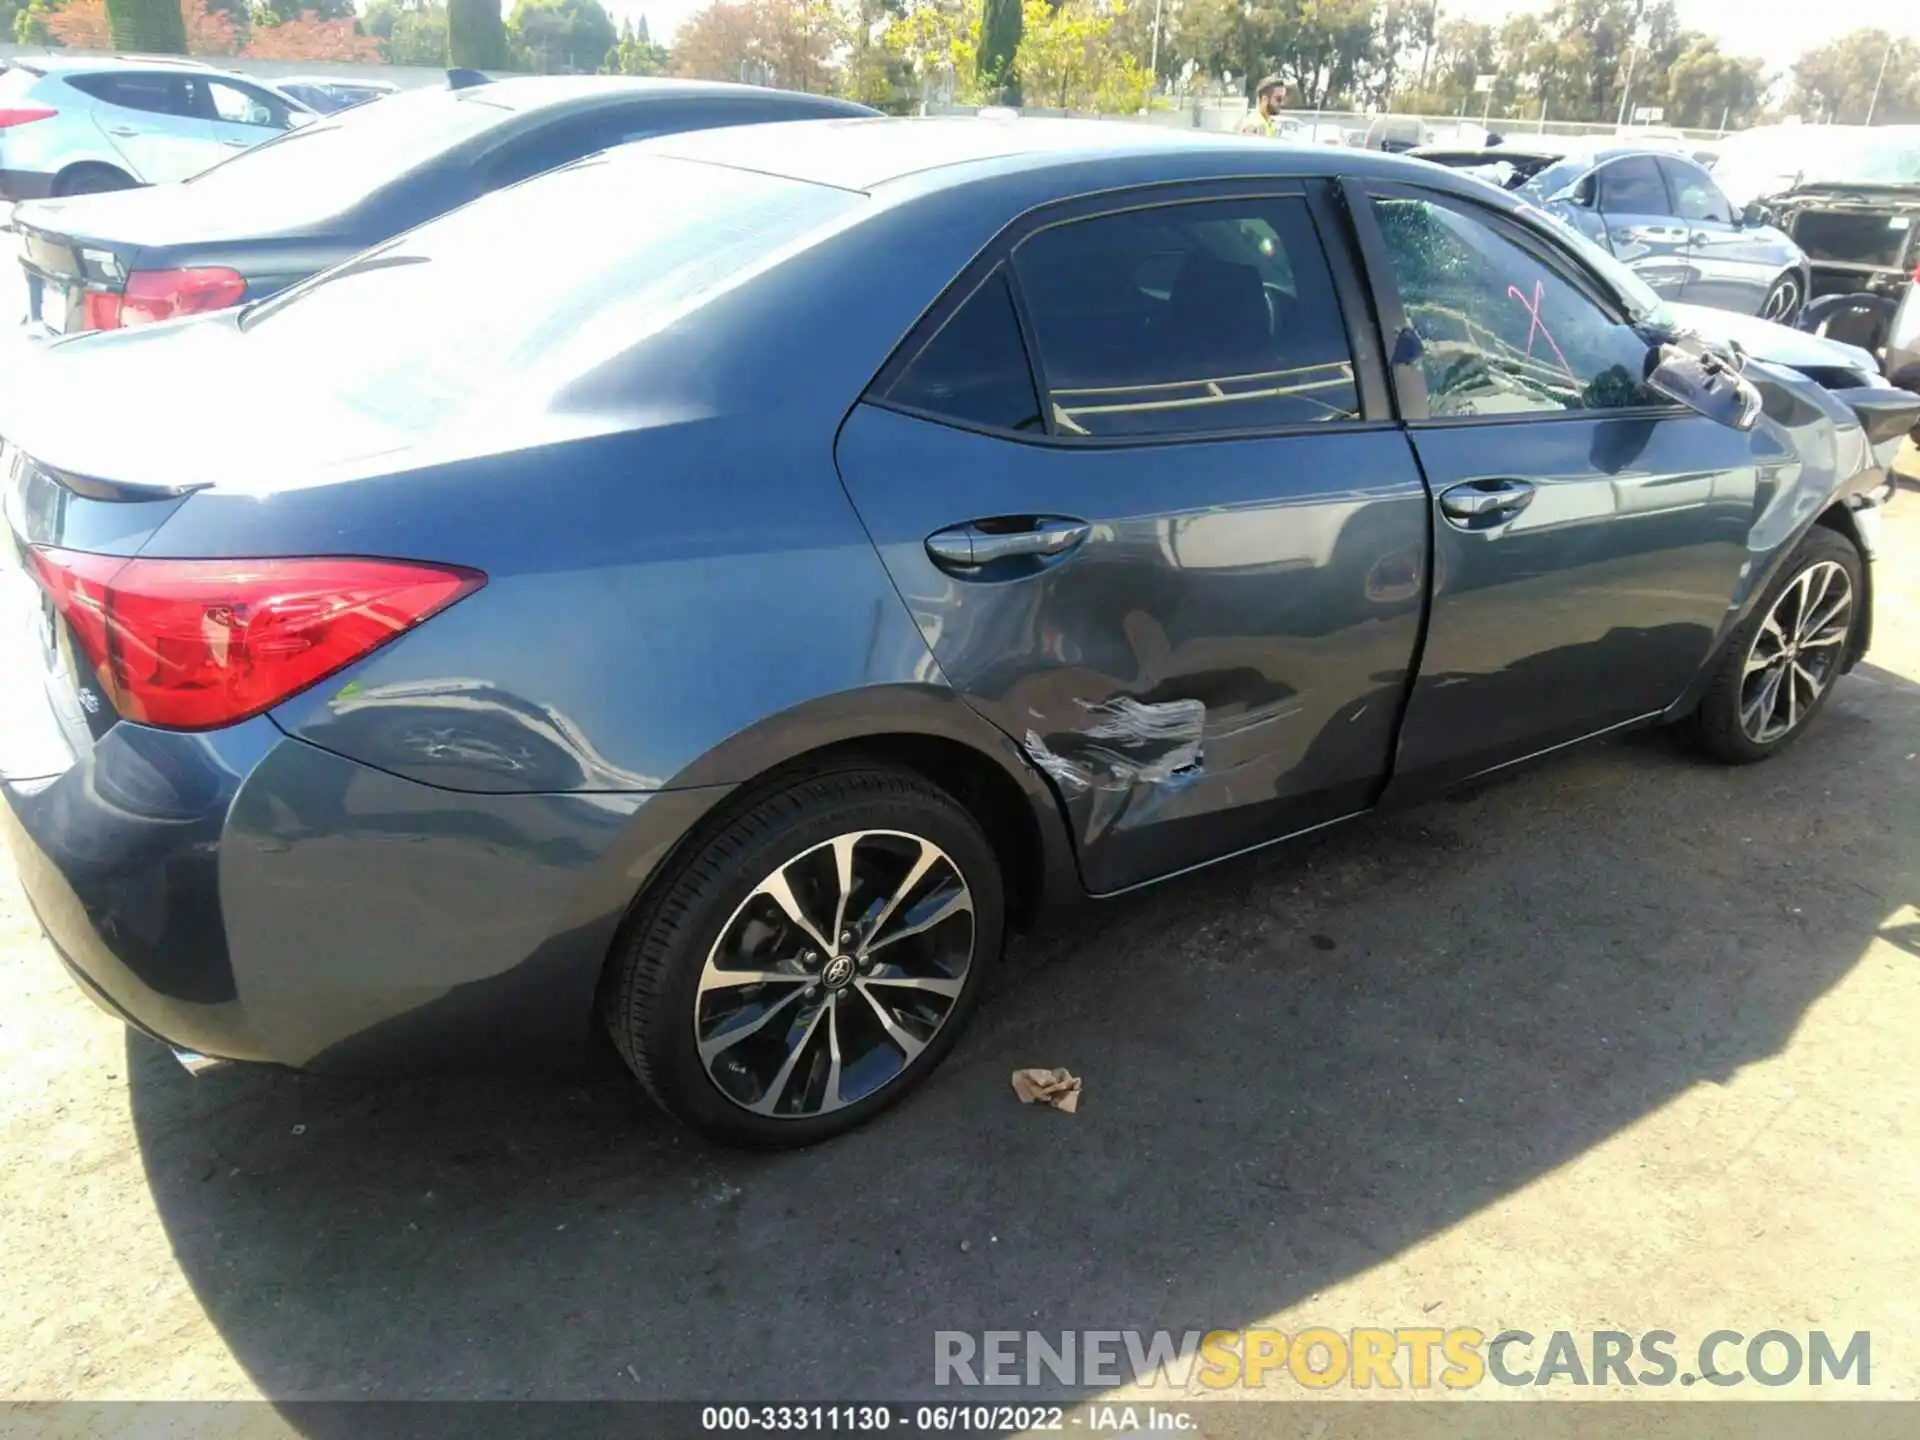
106,125,139,137
221,139,249,148
925,517,1090,572
1439,479,1535,525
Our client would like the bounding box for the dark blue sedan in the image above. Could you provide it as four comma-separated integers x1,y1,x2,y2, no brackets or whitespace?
2,119,1914,1145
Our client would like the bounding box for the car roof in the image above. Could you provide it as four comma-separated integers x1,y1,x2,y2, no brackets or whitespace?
647,114,1437,193
466,75,876,117
10,54,219,74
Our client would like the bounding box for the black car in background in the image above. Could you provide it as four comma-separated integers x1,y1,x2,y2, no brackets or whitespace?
1713,124,1920,355
11,77,874,335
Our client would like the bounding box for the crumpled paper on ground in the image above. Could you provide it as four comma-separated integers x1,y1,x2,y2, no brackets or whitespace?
1010,1067,1081,1113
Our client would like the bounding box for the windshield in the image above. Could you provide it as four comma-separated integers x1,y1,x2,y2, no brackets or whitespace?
237,153,862,442
181,86,518,219
1714,125,1920,201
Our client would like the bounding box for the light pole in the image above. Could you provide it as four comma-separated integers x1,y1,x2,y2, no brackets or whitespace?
1615,38,1638,128
1864,33,1894,125
1148,0,1164,86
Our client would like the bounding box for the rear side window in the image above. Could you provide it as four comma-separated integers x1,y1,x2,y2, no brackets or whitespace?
883,269,1043,433
66,73,193,118
1597,156,1670,214
1012,196,1360,438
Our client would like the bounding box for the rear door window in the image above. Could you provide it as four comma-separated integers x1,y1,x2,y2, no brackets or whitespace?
1011,195,1360,438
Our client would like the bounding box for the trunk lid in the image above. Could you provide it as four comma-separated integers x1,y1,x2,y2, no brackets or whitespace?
0,439,192,779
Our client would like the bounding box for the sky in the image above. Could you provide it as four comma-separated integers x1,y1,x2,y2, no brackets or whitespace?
607,0,1920,72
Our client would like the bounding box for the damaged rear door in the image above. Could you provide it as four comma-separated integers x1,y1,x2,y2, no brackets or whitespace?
835,181,1430,894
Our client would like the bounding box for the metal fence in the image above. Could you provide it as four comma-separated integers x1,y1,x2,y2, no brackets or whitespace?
925,98,1732,146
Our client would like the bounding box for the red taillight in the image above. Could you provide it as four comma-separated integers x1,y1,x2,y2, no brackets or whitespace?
118,267,248,327
0,106,57,128
25,549,485,731
81,290,124,331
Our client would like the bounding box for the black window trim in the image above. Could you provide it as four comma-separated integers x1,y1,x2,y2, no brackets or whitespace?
863,176,1394,451
1340,176,1688,428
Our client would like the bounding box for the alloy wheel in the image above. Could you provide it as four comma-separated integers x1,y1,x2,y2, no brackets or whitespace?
693,830,976,1118
1761,277,1801,324
1740,559,1852,744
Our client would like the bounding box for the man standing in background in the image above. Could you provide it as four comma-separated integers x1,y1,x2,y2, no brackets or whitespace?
1240,76,1288,136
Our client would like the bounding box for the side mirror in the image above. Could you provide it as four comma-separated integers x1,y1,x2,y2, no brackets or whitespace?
1646,343,1762,431
1547,176,1594,208
1738,200,1770,228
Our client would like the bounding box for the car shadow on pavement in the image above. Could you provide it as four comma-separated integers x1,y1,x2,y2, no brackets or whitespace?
125,671,1920,1407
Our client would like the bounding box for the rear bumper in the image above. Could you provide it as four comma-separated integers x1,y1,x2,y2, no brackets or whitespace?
0,169,56,203
0,713,712,1073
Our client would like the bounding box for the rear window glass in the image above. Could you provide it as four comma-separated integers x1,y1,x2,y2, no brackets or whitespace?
237,154,860,437
180,86,519,220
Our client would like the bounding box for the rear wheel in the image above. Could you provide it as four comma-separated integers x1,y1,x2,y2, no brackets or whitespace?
1687,528,1862,764
603,765,1004,1147
54,164,135,196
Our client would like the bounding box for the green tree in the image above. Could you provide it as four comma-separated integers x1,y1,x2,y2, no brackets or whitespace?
976,0,1020,102
449,0,509,67
1792,30,1920,125
107,0,188,51
601,14,669,72
1015,0,1147,111
509,0,616,73
1657,36,1765,129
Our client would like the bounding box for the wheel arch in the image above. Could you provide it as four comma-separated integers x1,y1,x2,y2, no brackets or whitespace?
51,160,136,195
1812,501,1873,668
584,691,1087,1038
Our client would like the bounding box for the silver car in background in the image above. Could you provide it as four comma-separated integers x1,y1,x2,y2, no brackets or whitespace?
1521,146,1810,323
0,55,311,200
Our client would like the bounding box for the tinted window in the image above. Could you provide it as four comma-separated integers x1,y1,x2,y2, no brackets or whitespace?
884,269,1042,433
1597,156,1670,214
1371,195,1657,418
1659,159,1733,224
67,73,193,118
1012,197,1359,438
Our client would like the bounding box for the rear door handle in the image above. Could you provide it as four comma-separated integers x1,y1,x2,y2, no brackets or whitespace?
1439,479,1535,525
221,139,249,148
925,517,1090,572
106,126,139,137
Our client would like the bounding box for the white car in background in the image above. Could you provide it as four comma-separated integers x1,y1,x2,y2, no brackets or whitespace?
0,54,312,200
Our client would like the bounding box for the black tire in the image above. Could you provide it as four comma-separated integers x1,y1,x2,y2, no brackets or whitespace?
54,164,135,196
1686,527,1863,765
603,764,1004,1148
1759,273,1802,327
